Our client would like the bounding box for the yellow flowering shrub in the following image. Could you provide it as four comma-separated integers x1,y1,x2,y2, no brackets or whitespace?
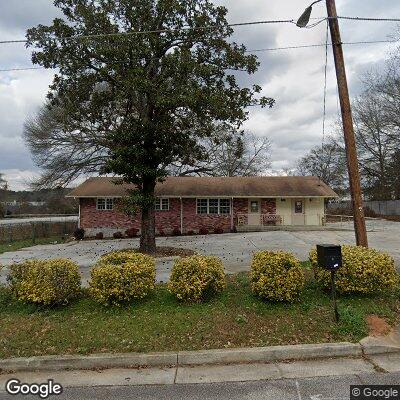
309,245,399,294
168,255,226,302
7,259,81,305
89,252,156,305
251,251,305,302
96,250,141,266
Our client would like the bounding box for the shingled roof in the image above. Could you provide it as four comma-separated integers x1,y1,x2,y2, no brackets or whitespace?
67,176,338,198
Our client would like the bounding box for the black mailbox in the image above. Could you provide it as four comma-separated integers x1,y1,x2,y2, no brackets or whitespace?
316,244,342,271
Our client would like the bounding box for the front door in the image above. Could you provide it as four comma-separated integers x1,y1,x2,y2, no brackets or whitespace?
248,199,261,225
292,199,305,225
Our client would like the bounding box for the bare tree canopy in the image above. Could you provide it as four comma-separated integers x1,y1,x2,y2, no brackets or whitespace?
0,173,8,190
295,136,348,195
351,49,400,200
24,103,110,188
169,125,271,177
24,106,272,187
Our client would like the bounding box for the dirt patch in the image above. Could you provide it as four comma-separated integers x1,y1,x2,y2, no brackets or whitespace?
108,246,196,258
366,315,392,337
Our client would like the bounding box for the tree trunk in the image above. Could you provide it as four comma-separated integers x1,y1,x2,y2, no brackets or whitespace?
140,179,156,254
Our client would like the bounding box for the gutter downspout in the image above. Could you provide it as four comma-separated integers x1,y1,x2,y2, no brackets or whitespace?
78,197,81,228
180,197,183,234
231,197,234,232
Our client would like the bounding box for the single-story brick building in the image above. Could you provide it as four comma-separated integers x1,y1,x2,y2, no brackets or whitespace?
67,176,338,237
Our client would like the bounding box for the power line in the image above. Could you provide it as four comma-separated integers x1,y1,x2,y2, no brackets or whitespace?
1,39,397,73
1,15,400,45
336,16,400,22
247,39,398,52
0,19,296,45
0,66,43,72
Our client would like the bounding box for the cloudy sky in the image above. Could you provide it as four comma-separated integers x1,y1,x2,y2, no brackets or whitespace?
0,0,399,190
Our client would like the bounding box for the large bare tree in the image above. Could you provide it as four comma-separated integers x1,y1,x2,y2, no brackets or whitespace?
169,125,271,177
351,51,400,200
295,136,348,195
24,103,110,188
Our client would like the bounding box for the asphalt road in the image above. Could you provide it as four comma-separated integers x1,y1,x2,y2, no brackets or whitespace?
0,216,78,225
1,373,399,400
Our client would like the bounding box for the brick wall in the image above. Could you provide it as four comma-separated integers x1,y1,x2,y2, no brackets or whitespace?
261,198,276,214
80,197,276,237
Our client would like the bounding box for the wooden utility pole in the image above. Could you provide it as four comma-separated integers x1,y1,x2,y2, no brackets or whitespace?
326,0,368,247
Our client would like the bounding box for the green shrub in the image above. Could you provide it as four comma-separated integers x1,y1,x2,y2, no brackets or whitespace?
7,259,81,305
251,251,305,302
310,245,399,294
89,252,156,305
97,250,140,266
168,255,226,302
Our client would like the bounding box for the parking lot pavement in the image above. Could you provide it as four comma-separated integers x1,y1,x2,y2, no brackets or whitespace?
1,224,400,284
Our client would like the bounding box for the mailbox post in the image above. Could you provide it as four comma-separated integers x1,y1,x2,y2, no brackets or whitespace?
316,244,342,322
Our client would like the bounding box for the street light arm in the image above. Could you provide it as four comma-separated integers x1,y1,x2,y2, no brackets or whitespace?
296,0,324,28
310,0,323,6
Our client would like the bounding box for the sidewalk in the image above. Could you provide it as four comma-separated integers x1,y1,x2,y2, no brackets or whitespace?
1,353,399,390
1,334,399,390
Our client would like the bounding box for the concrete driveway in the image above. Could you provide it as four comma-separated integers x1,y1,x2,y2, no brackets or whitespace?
1,221,400,284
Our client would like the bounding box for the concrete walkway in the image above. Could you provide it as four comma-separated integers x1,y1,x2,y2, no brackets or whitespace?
1,224,400,284
0,353,399,394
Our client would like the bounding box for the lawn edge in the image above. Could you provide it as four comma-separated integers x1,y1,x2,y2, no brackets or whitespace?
1,339,399,373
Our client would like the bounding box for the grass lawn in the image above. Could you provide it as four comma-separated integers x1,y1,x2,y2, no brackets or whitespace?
0,265,399,359
0,237,67,255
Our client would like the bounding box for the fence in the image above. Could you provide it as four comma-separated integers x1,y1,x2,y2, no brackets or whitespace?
324,214,387,231
0,217,78,244
329,200,400,216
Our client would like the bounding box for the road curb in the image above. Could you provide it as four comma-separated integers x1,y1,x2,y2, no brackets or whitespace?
360,335,400,356
0,352,178,373
1,340,398,373
177,342,361,365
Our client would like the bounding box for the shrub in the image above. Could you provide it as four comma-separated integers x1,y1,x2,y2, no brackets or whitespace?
125,228,138,238
172,228,181,236
97,250,139,266
251,251,305,302
187,230,195,236
7,259,81,305
95,232,104,240
73,228,85,240
168,255,226,302
90,252,156,305
158,229,165,236
113,231,123,239
214,227,224,234
310,245,399,294
199,227,209,235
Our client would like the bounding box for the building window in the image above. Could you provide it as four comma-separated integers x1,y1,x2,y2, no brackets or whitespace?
294,200,303,214
155,198,170,211
97,198,114,210
196,199,231,215
219,199,231,214
197,199,208,214
208,198,219,214
250,200,259,213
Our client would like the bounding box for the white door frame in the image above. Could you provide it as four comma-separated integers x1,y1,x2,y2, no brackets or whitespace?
248,198,261,225
292,198,305,225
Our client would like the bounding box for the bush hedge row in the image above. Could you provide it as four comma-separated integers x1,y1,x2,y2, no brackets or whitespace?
2,245,399,307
